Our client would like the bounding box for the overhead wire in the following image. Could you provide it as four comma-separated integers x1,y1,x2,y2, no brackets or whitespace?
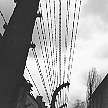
41,0,56,95
35,18,52,97
39,0,59,101
46,0,57,94
59,0,62,86
0,10,7,25
53,0,59,90
41,0,56,96
27,0,82,107
25,65,41,96
32,48,50,103
66,0,81,84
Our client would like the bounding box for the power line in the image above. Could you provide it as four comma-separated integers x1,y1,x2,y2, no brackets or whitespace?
32,48,50,103
25,65,41,96
59,0,62,85
35,19,52,96
0,11,7,24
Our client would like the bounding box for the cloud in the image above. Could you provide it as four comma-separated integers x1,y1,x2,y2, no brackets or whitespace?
82,0,108,24
77,14,108,41
77,17,94,41
91,31,108,60
78,0,108,41
94,43,108,60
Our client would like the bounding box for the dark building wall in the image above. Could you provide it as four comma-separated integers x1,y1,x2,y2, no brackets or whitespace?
96,92,101,108
102,83,108,108
88,74,108,108
0,0,40,107
89,88,104,108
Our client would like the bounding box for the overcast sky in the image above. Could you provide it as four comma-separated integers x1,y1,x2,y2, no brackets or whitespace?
0,0,108,107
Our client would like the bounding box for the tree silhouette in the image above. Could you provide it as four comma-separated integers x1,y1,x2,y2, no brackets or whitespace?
72,99,86,108
86,67,101,107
